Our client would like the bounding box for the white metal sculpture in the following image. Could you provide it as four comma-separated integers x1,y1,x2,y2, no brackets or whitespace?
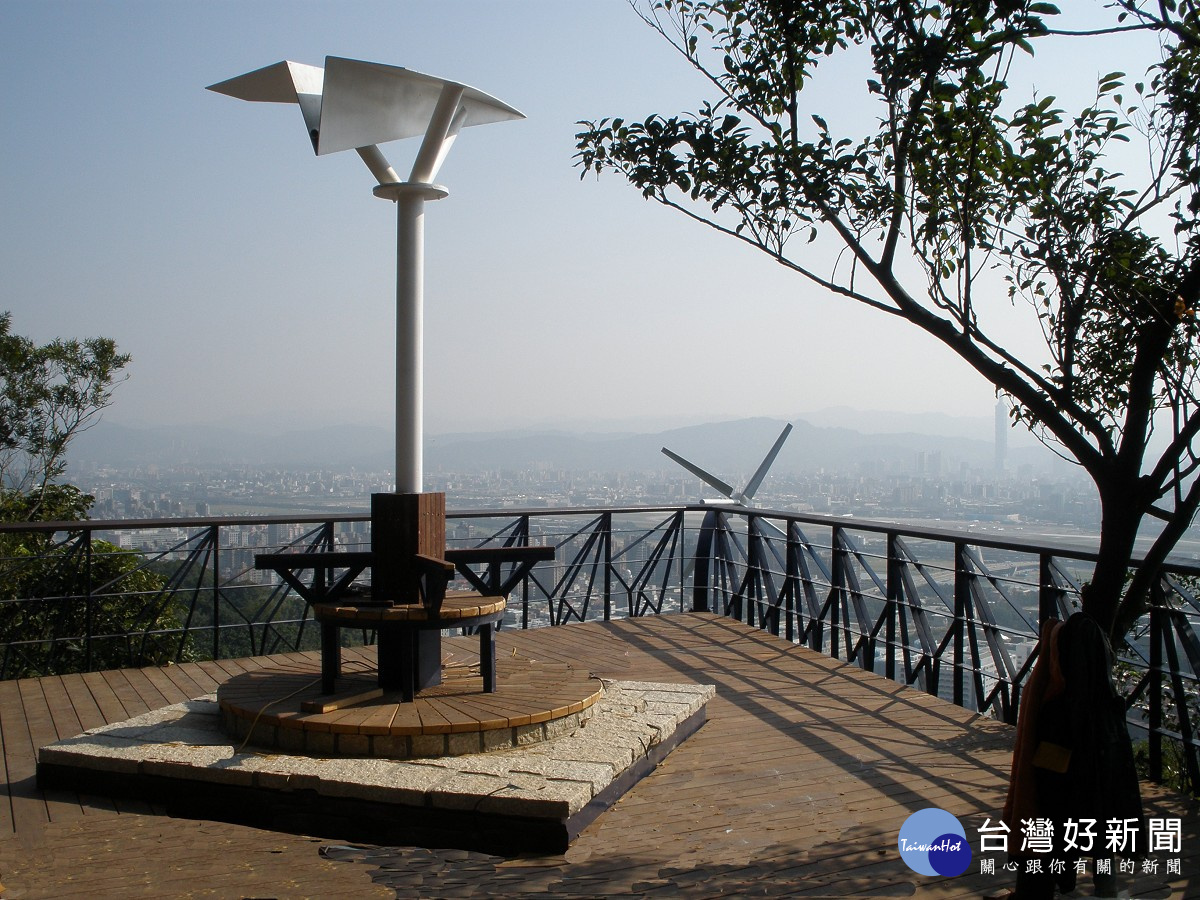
662,423,793,505
208,58,524,492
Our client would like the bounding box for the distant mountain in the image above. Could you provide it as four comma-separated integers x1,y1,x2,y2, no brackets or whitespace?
71,422,394,468
797,405,979,438
71,413,1056,475
429,416,1051,475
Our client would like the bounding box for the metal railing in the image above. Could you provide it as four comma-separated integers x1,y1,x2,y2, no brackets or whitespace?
1,504,1197,791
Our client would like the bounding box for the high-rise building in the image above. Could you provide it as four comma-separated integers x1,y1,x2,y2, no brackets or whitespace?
995,399,1008,472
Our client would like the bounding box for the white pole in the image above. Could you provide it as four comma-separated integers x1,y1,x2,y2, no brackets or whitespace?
395,190,424,494
375,181,448,493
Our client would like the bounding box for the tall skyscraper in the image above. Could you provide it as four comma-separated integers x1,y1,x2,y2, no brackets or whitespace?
995,399,1008,472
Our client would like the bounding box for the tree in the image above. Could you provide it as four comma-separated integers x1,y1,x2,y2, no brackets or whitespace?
0,311,130,520
0,529,180,679
575,0,1200,641
0,315,183,677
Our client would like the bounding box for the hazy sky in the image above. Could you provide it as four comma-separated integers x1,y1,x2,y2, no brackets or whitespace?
1,1,1163,436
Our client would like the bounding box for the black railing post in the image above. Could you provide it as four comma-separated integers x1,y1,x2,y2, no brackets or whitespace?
784,520,798,643
1038,554,1060,623
953,542,969,709
603,512,612,622
746,515,758,630
678,511,686,615
83,527,94,673
831,526,845,660
692,510,718,613
522,515,531,629
885,532,900,682
673,510,684,615
1148,591,1164,784
321,520,335,616
1160,603,1200,792
211,524,221,661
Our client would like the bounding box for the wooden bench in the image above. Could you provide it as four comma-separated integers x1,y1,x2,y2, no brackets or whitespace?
254,492,553,701
308,591,506,701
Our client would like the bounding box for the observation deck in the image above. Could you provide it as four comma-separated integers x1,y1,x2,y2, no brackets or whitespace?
1,505,1198,896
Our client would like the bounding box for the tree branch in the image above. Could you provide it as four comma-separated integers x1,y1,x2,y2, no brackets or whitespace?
653,193,905,316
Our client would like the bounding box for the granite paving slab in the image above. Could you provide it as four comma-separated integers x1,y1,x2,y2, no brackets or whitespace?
36,680,715,854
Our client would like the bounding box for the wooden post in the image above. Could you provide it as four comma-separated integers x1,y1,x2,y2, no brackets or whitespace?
372,491,446,693
372,491,446,597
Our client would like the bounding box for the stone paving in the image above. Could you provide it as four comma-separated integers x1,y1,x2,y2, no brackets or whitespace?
37,681,714,841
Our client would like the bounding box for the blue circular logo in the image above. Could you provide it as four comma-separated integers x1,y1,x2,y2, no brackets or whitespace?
897,808,972,877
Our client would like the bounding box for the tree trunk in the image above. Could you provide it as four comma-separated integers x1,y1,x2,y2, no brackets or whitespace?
1084,484,1145,640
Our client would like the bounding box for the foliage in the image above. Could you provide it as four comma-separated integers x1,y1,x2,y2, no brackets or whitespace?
1114,652,1200,794
0,315,184,677
0,478,188,678
0,311,130,519
0,531,186,679
0,482,92,525
1132,737,1195,793
576,0,1200,639
151,559,320,662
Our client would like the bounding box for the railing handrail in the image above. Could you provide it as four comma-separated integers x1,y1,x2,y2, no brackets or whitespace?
6,502,1200,576
0,512,373,534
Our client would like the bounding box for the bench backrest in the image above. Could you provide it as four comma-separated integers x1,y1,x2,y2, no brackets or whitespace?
371,491,446,603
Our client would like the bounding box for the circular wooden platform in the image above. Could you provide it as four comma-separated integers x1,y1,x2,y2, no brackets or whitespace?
311,593,506,625
217,651,603,760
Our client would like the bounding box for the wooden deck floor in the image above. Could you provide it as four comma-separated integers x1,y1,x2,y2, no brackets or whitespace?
1,612,1197,898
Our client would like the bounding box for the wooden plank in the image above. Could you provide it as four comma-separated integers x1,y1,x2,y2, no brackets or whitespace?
191,658,241,685
33,674,121,818
122,667,175,712
47,674,103,734
17,679,62,750
415,698,453,734
108,794,157,816
356,699,402,736
497,628,620,673
79,670,131,724
432,694,510,732
95,669,144,720
134,664,193,706
19,679,88,827
0,678,49,843
157,661,218,698
0,678,20,836
301,687,383,714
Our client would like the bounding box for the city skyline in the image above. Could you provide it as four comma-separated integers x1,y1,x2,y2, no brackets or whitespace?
1,2,1163,438
72,409,1100,544
69,406,1052,471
